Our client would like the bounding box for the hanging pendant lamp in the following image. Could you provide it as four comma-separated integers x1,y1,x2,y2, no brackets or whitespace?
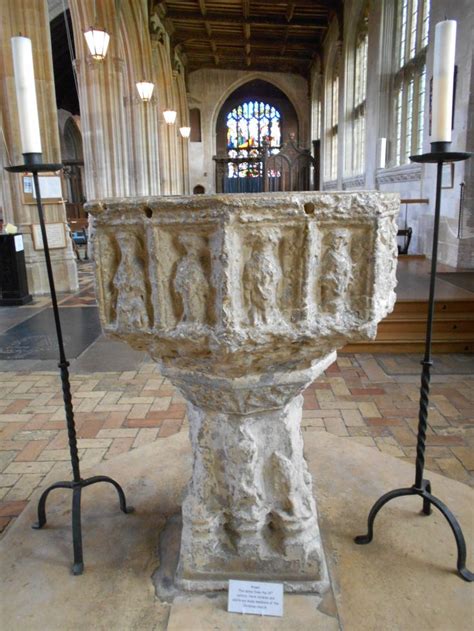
179,126,191,138
83,26,110,60
136,81,155,102
163,109,177,125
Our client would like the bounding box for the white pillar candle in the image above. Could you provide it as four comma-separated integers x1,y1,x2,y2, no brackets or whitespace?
431,20,457,143
11,36,42,154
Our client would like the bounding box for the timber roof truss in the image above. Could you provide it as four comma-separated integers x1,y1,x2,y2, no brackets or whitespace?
150,1,342,77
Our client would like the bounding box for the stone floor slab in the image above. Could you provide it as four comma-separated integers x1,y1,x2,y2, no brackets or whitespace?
0,430,472,630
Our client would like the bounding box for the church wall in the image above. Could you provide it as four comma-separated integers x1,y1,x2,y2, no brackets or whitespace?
419,0,474,268
315,0,473,267
187,69,309,195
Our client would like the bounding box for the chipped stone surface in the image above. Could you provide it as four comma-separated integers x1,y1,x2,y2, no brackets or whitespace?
88,192,399,592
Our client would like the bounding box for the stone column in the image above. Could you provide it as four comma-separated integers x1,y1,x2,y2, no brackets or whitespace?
0,0,78,294
69,0,130,199
88,191,399,592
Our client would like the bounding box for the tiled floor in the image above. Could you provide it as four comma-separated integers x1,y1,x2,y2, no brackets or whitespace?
0,262,473,536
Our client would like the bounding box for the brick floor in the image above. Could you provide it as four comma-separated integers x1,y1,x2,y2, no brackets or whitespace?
0,354,472,536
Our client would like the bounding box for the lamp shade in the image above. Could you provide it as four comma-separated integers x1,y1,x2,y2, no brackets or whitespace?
84,27,110,60
163,109,177,125
179,126,191,138
136,81,154,102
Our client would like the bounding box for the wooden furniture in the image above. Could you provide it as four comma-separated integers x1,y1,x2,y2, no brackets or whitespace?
68,217,88,260
397,198,429,255
214,138,316,193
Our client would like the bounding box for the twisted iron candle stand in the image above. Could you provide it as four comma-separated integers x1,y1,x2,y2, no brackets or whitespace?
355,142,473,582
5,154,134,575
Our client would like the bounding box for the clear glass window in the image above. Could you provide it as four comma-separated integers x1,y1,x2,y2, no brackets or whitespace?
392,0,430,166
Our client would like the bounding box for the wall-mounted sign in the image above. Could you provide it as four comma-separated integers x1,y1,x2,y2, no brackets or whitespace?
22,173,63,205
31,223,67,250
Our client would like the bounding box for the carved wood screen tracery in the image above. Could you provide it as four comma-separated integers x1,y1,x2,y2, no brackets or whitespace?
214,137,316,194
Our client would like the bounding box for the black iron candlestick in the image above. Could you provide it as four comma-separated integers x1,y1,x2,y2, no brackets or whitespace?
354,142,473,582
5,154,133,575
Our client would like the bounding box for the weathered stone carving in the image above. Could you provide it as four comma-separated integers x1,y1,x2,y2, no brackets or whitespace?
88,192,399,593
321,228,353,315
173,234,210,325
113,230,149,330
243,229,282,326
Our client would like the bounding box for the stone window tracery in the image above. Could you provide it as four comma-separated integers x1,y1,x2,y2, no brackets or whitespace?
392,0,430,165
350,11,368,175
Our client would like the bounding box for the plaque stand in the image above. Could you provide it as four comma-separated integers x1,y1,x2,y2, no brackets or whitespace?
5,153,134,575
355,142,473,582
0,233,32,305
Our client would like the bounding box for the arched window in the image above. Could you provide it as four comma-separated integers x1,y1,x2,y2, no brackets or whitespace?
311,70,322,142
325,53,340,182
226,101,281,177
350,12,368,175
392,0,430,165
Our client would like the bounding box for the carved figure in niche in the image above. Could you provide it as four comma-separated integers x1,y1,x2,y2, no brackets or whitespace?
320,228,353,315
243,229,282,326
272,452,314,530
113,231,149,330
224,424,264,546
348,232,370,317
173,234,210,325
186,417,220,537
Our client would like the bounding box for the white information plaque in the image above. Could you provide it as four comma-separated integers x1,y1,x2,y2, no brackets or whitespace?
32,223,67,250
227,580,283,617
32,175,62,199
14,234,24,252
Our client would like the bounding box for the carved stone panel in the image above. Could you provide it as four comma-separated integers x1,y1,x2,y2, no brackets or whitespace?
89,192,398,370
151,226,216,330
94,227,153,336
314,223,373,322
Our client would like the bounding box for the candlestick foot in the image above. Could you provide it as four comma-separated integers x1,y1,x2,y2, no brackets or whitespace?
355,482,473,582
32,475,133,574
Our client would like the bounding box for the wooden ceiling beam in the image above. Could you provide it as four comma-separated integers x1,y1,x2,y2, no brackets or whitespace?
265,0,334,6
242,0,251,69
184,44,317,55
164,10,327,27
187,60,308,77
205,45,314,60
187,52,311,64
196,0,219,66
286,1,296,23
174,34,319,47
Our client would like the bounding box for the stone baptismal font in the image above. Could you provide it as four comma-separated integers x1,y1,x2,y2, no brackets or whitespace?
88,192,398,593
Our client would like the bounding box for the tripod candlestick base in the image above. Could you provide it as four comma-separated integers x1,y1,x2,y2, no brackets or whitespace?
355,146,473,582
5,155,134,575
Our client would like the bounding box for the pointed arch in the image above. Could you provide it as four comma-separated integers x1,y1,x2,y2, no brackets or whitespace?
210,72,305,158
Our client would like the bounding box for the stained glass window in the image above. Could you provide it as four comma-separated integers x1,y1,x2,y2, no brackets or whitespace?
226,101,281,178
